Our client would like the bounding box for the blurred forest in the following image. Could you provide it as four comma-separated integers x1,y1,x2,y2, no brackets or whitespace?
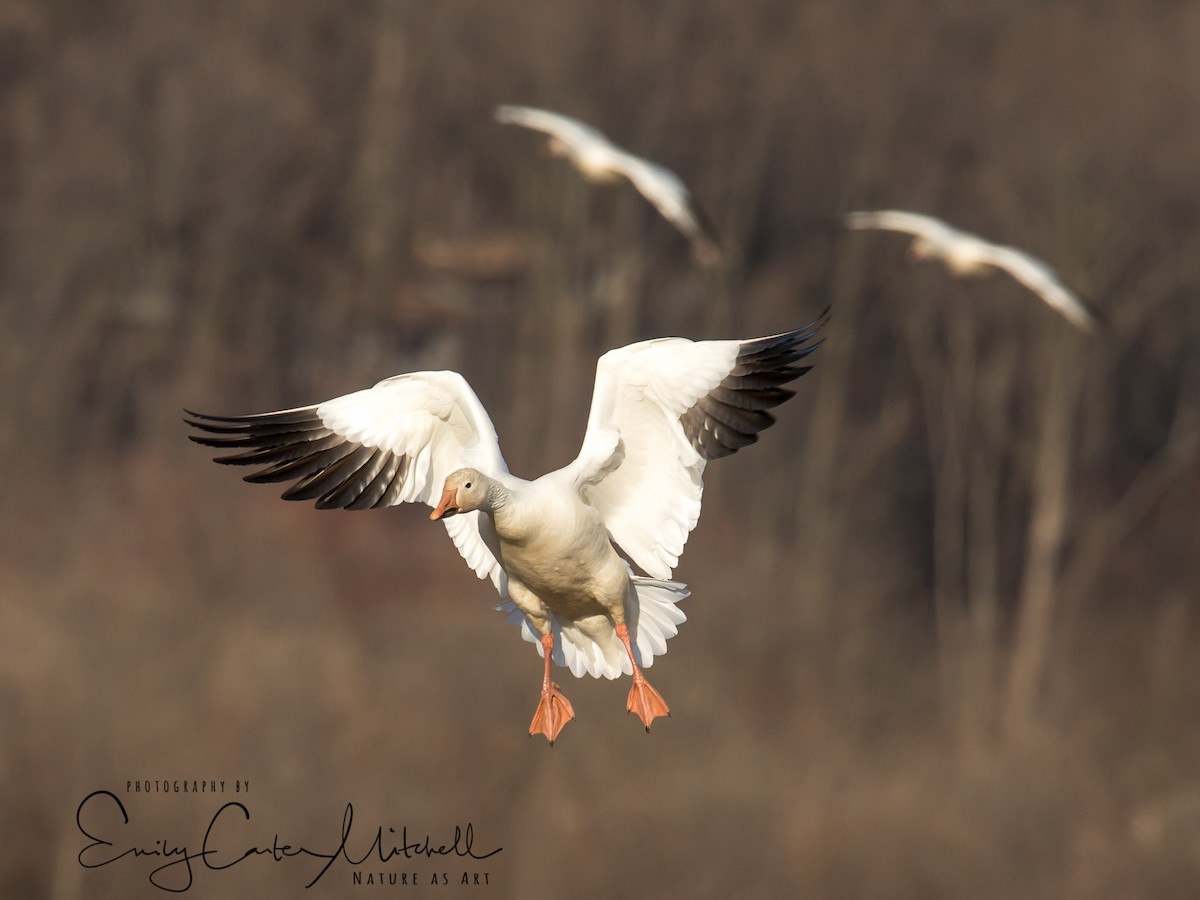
3,0,1200,897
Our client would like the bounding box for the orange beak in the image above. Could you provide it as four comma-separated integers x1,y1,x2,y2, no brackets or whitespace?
430,486,459,521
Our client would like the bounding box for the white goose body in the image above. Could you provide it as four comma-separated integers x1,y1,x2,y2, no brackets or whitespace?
472,472,637,681
187,313,826,741
561,142,628,185
489,472,626,619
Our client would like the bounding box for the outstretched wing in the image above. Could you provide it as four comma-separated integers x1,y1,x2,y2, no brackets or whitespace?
978,244,1103,334
617,153,723,265
494,104,612,154
567,312,827,579
185,370,510,591
843,209,962,245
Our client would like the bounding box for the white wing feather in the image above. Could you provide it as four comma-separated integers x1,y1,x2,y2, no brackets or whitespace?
568,337,742,579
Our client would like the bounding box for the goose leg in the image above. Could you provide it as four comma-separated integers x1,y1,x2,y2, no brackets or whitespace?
529,632,575,745
614,622,669,731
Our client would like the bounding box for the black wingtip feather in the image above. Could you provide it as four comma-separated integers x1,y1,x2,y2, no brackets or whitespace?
184,407,319,425
185,405,411,511
681,310,827,460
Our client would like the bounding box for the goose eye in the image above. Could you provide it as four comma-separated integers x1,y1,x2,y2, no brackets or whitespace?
465,481,472,489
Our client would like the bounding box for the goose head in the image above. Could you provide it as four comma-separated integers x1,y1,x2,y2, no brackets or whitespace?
544,136,572,159
430,468,490,520
907,236,939,263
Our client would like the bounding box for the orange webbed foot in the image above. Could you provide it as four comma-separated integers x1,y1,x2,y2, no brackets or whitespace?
529,682,576,746
626,677,669,732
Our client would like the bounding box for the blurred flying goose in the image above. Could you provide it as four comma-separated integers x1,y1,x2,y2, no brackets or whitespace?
844,210,1102,333
496,104,723,266
186,313,825,744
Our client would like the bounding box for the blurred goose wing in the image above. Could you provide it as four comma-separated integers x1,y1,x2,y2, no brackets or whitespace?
567,311,827,579
975,244,1103,333
494,104,613,155
616,153,723,265
185,371,510,590
843,209,964,246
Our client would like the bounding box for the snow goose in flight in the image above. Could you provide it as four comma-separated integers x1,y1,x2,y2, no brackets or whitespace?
186,312,826,744
496,104,723,266
844,210,1102,333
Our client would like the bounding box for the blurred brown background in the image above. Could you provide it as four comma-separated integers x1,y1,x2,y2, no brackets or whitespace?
3,0,1200,897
